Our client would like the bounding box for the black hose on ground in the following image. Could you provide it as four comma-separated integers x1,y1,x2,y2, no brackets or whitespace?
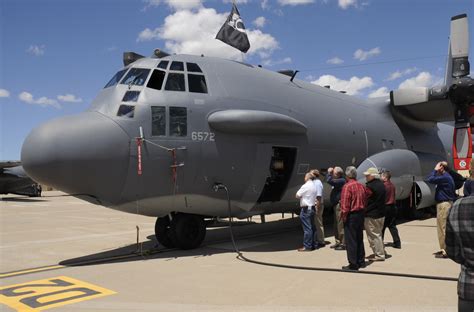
214,183,457,282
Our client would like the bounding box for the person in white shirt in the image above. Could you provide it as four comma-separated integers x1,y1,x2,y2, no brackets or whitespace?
296,172,318,251
310,169,325,248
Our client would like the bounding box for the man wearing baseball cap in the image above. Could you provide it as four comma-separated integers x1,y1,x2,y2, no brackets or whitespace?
363,167,387,261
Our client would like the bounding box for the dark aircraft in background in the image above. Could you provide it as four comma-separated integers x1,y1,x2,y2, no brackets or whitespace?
0,162,42,197
21,14,473,249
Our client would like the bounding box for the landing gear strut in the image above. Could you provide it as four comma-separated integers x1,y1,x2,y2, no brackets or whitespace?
155,213,206,250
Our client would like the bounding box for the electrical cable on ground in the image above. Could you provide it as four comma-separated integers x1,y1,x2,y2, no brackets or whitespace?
214,182,457,282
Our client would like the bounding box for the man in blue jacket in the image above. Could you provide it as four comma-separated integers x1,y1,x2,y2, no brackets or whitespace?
426,161,456,258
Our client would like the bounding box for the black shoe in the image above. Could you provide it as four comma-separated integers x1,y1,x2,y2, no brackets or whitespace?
393,244,401,249
335,245,346,250
342,264,359,271
358,262,367,268
330,244,339,249
317,243,326,248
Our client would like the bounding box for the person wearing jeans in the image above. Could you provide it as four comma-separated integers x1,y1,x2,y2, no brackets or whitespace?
296,172,318,251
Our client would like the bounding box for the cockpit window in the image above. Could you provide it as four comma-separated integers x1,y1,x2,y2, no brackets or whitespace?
147,70,166,90
120,68,150,86
186,63,202,73
170,61,184,71
157,61,169,70
117,105,135,118
104,69,128,88
188,74,207,93
151,106,166,136
165,73,185,92
170,107,187,137
122,91,140,102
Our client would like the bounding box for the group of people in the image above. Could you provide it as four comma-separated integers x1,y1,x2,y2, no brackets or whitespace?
296,161,474,311
427,162,474,311
295,165,401,270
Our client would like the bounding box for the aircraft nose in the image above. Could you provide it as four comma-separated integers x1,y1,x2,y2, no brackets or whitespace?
21,112,130,204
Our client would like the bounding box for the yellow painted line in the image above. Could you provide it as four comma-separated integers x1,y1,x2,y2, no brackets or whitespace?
0,276,116,311
0,266,64,279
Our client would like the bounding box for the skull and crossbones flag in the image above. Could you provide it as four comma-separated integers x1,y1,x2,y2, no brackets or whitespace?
216,3,250,53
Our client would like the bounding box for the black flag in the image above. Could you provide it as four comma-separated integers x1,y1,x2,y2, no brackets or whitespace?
216,3,250,53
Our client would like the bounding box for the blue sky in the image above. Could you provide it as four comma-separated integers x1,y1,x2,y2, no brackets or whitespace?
0,0,472,160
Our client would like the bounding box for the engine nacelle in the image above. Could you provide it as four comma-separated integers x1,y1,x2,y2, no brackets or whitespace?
357,149,443,207
412,181,437,209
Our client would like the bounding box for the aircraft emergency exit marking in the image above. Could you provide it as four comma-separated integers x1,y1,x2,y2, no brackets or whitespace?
0,276,116,311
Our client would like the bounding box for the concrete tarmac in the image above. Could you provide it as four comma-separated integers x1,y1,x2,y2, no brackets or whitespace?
0,192,461,311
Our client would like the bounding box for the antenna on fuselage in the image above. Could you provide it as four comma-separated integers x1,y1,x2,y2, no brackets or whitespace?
290,70,299,82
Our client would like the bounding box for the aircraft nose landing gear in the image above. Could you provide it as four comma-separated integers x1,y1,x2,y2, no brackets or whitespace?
155,213,206,250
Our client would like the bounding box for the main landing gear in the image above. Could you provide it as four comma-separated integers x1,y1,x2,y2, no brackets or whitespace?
154,213,206,250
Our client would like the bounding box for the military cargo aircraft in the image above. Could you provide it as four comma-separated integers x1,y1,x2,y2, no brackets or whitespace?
0,162,42,197
21,14,473,249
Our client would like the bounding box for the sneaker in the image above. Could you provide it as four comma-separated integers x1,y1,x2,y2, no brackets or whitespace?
330,244,340,249
372,256,385,261
435,253,448,259
335,245,346,250
433,251,443,255
366,254,376,259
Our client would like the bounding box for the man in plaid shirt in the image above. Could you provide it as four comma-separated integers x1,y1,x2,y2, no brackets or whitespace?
340,166,367,271
446,196,474,311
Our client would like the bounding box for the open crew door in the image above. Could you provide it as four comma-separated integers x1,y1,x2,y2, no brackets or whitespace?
257,146,297,203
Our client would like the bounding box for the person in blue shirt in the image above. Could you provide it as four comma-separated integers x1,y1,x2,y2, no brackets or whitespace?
426,161,456,258
464,170,474,197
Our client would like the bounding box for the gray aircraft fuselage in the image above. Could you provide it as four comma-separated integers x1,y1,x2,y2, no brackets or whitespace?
21,54,452,219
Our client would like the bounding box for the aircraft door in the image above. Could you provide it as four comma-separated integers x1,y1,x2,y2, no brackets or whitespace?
257,146,297,203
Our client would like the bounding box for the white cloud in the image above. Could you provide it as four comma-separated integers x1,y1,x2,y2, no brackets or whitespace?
278,0,314,6
368,87,389,98
137,28,160,42
19,91,60,109
353,47,380,61
311,75,373,95
398,72,434,89
338,0,357,9
262,57,292,67
0,89,10,98
261,0,270,9
386,67,417,81
138,8,278,60
327,57,344,65
57,94,83,103
26,45,45,56
253,16,266,28
143,0,202,10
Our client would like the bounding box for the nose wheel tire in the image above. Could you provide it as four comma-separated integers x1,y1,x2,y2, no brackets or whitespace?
169,214,206,250
155,216,176,248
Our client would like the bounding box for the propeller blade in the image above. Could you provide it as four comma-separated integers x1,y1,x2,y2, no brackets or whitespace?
450,14,470,78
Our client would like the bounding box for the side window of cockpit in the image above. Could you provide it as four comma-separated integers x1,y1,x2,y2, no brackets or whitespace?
165,73,185,92
151,106,166,136
188,74,208,93
104,69,128,88
117,105,135,118
147,70,166,90
120,68,151,86
169,107,187,137
186,63,202,73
